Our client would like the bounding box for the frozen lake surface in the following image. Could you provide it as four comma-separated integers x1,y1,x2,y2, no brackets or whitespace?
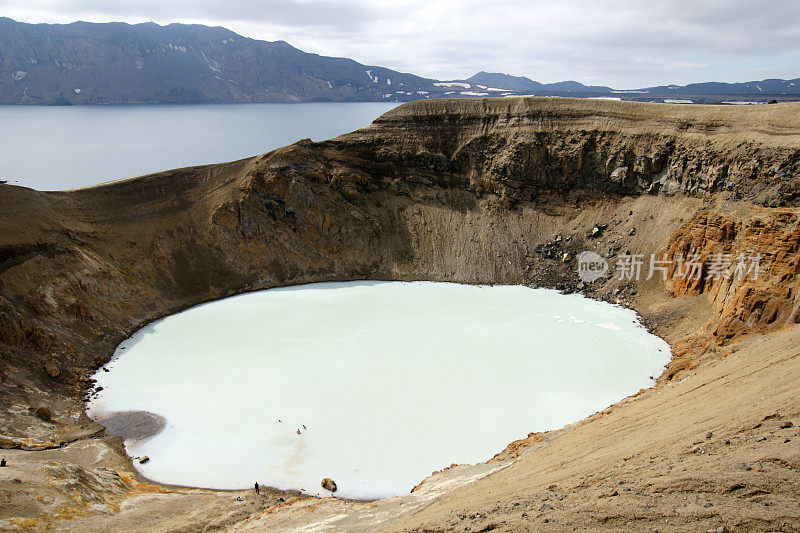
88,281,670,499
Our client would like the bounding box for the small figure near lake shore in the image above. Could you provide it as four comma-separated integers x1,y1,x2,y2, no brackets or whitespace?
254,482,259,494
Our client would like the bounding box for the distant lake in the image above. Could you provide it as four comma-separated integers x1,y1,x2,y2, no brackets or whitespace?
0,102,399,191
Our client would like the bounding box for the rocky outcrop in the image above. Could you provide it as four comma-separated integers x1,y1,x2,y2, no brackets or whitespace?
354,98,800,205
665,209,800,335
657,207,800,381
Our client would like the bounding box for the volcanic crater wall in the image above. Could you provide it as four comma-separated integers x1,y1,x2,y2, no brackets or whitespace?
1,97,800,435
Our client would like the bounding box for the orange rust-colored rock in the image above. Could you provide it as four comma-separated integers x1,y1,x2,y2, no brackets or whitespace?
663,208,800,343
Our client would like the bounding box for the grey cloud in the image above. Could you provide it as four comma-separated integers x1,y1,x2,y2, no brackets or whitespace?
2,0,380,30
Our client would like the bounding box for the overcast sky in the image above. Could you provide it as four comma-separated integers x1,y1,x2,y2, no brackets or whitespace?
3,0,800,88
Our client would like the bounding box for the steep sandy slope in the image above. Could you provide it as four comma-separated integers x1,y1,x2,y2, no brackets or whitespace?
1,98,799,531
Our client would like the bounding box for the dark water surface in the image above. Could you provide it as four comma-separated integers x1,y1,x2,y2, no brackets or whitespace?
0,102,398,190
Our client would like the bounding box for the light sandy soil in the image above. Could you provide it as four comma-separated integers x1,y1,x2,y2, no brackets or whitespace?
0,434,301,532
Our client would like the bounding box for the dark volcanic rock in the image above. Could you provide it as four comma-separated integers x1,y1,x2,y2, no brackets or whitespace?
321,478,337,492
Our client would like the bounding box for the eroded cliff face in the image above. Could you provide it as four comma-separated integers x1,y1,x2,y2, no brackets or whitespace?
656,208,800,377
0,97,798,458
665,209,800,334
351,98,800,205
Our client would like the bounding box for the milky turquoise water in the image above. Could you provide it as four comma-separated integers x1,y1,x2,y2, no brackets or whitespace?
88,281,670,500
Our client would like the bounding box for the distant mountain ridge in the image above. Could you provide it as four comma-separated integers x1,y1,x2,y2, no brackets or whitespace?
467,72,613,93
0,17,435,104
640,78,800,96
1,17,798,105
465,71,800,98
